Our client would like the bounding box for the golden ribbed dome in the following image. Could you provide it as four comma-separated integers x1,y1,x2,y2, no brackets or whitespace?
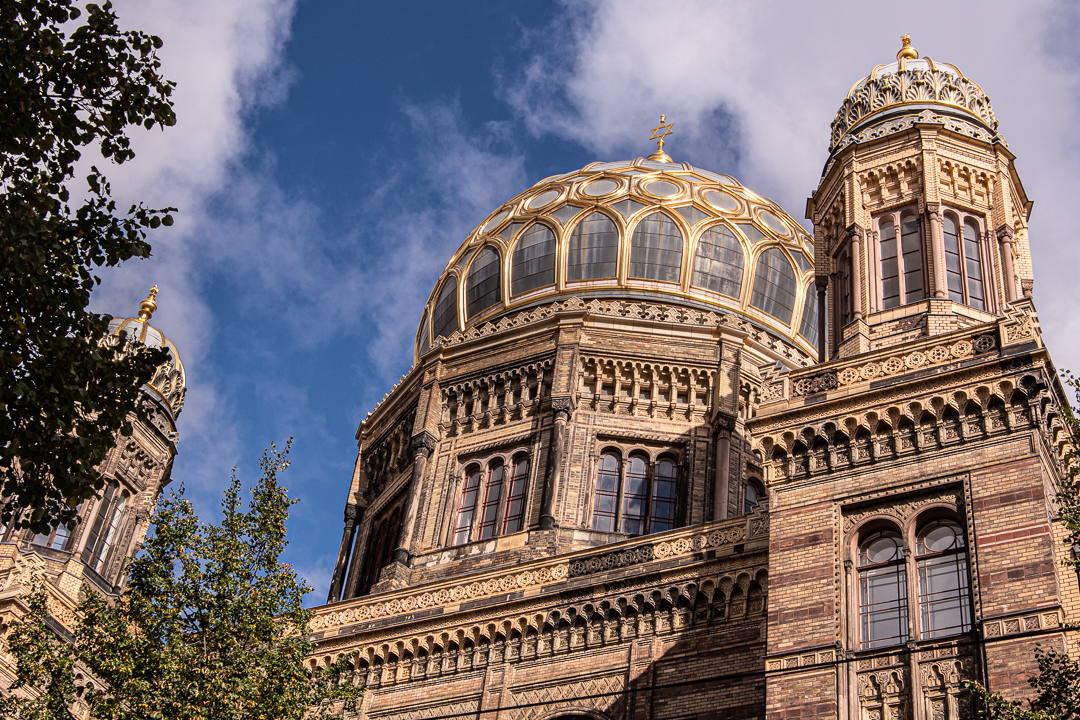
107,287,186,423
416,157,818,361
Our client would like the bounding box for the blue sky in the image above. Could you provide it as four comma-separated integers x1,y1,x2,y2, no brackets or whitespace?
88,1,1080,603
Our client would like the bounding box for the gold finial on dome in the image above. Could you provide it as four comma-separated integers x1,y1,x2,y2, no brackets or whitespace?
897,34,919,64
647,114,674,162
138,286,159,321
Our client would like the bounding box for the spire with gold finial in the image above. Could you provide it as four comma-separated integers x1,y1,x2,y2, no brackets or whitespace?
896,34,918,70
647,114,674,162
138,286,159,322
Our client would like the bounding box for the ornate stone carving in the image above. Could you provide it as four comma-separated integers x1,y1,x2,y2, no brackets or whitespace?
843,486,962,532
793,370,837,397
117,440,156,490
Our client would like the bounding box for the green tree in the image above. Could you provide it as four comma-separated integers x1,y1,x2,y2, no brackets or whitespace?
1,0,177,534
0,441,362,719
965,372,1080,719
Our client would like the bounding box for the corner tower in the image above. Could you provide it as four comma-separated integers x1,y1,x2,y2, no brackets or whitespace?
808,35,1033,360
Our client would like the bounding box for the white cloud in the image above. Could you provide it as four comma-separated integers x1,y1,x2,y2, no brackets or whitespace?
506,0,1080,372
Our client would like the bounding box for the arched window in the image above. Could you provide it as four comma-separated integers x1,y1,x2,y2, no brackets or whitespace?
943,212,987,310
432,277,459,340
916,519,971,639
878,210,924,309
417,312,431,356
744,480,763,515
750,248,796,324
503,457,529,534
477,461,505,541
465,246,501,319
511,223,556,295
650,458,678,533
82,483,129,575
629,213,683,283
592,451,680,536
692,224,744,297
592,453,620,533
858,529,909,649
358,502,403,596
454,467,482,545
567,212,619,281
32,504,80,551
621,455,649,535
798,285,818,347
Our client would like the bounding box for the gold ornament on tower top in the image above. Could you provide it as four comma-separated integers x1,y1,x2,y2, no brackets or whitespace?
138,285,159,321
647,114,674,162
896,34,918,68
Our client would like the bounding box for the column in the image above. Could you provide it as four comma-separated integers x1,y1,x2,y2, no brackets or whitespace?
997,225,1017,303
926,203,946,298
849,229,863,322
539,397,574,530
816,276,828,362
390,432,437,566
713,422,732,521
327,503,359,603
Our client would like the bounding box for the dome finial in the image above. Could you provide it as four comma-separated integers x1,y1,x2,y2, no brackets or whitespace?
647,114,674,162
897,34,919,63
138,285,159,322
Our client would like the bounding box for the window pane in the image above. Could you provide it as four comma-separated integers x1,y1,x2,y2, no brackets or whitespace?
749,248,796,324
621,456,648,535
567,212,619,281
798,285,818,346
860,563,909,649
629,213,683,283
81,483,117,567
964,220,985,310
466,246,502,319
90,493,127,573
900,213,923,302
511,223,556,295
454,469,482,545
917,520,971,639
503,458,529,534
744,482,760,515
943,215,964,303
650,459,677,533
693,224,744,297
592,454,620,532
432,278,459,340
477,462,504,540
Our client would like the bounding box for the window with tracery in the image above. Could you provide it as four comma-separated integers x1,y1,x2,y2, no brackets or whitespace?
567,212,619,281
357,499,404,597
629,212,683,283
590,450,681,536
942,211,986,311
81,483,129,575
855,516,972,651
877,209,924,309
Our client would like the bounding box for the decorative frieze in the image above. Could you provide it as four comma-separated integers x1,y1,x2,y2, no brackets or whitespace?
982,608,1061,638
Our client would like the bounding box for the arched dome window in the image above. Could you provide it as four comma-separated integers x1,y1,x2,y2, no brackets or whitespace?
692,224,744,298
567,212,618,281
798,285,818,347
511,223,556,296
432,277,459,340
750,248,797,324
629,212,683,283
417,312,431,357
465,246,501,319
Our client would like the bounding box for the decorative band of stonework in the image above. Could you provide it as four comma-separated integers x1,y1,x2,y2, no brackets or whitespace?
982,608,1061,638
766,648,837,672
311,513,768,633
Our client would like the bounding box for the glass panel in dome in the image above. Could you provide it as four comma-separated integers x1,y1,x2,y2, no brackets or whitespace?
432,277,459,339
582,179,619,197
550,204,583,225
588,161,633,171
418,312,431,356
499,222,524,243
692,224,744,298
675,205,707,227
703,189,739,213
798,285,818,347
466,246,502,318
791,250,812,273
483,209,509,233
629,213,683,283
511,223,556,296
759,210,790,236
695,169,738,185
528,189,560,209
612,199,646,218
567,212,619,281
643,180,680,197
750,248,797,324
737,223,768,245
640,160,679,171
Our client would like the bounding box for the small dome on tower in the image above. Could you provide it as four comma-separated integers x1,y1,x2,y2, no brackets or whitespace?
829,35,1003,155
107,286,186,425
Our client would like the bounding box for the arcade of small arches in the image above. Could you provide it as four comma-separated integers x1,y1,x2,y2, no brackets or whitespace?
309,571,768,688
754,373,1064,483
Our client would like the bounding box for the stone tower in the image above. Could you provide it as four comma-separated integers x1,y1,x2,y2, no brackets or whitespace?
0,288,186,694
311,39,1075,720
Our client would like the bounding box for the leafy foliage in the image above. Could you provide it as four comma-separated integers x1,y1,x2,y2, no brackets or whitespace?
965,372,1080,719
0,0,177,534
0,441,362,720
